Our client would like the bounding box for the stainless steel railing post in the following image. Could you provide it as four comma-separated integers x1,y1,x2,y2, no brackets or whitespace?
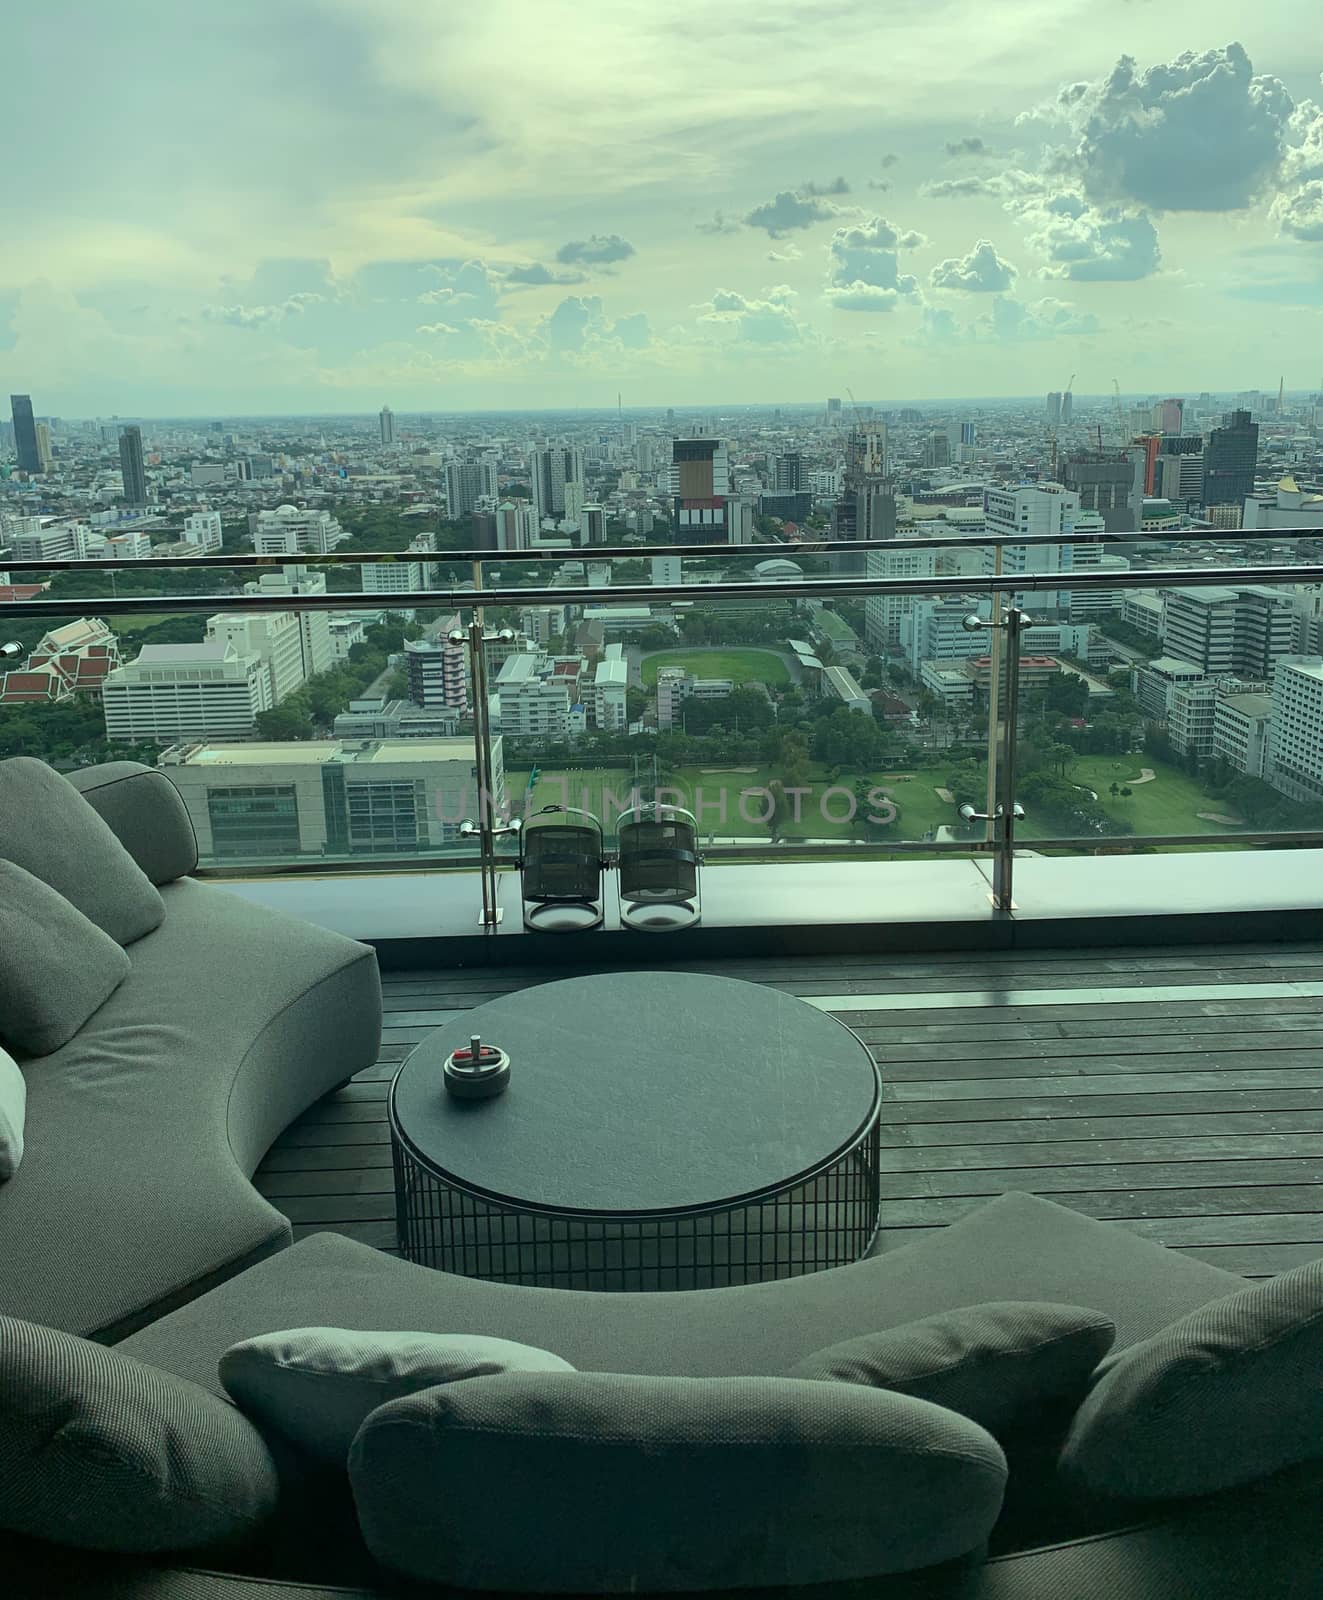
992,608,1026,914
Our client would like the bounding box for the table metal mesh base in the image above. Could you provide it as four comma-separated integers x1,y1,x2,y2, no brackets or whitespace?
392,1120,881,1290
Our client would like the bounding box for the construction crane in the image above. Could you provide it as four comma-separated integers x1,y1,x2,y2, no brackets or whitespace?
1112,379,1127,445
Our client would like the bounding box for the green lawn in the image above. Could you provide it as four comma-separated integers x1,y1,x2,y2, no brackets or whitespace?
640,649,791,688
1021,755,1243,839
108,614,173,634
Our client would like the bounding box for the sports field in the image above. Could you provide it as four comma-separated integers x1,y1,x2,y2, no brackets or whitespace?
640,649,791,688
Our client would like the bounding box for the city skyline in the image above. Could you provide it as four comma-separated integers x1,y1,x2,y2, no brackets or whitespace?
4,9,1323,413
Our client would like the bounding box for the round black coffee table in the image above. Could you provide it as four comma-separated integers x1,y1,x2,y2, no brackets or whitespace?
389,972,881,1291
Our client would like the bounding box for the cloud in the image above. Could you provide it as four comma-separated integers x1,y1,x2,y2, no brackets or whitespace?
1028,201,1161,280
611,311,652,349
944,136,989,157
416,320,461,336
929,239,1017,292
801,176,851,196
504,261,588,285
1271,180,1323,241
981,295,1100,340
766,244,801,262
535,294,653,355
1047,43,1295,211
824,214,923,309
696,211,742,235
921,169,1044,201
200,291,323,327
880,153,899,168
743,189,842,237
866,178,892,192
700,285,803,344
555,233,636,265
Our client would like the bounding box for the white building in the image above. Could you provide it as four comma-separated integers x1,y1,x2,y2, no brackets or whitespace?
1132,656,1209,721
1213,690,1272,777
593,650,628,731
102,642,272,743
362,560,425,597
106,530,152,560
206,611,308,705
903,596,1090,675
1123,592,1165,637
1267,656,1323,801
157,735,501,862
328,615,368,660
651,556,682,588
191,464,228,489
530,447,585,524
242,565,335,680
727,499,756,544
864,544,937,650
253,505,346,557
653,666,735,730
495,652,571,741
579,504,607,546
379,406,395,446
824,664,870,713
10,522,77,562
1243,477,1323,533
982,488,1122,617
491,501,538,552
184,512,224,553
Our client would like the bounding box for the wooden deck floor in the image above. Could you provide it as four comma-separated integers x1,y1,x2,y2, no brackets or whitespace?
256,942,1323,1281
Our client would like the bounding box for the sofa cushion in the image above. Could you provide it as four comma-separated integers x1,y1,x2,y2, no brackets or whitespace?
220,1327,575,1464
0,757,164,945
0,861,131,1057
0,878,382,1341
119,1194,1248,1400
0,1045,25,1180
349,1372,1008,1592
0,1315,280,1553
1061,1257,1323,1499
786,1302,1116,1437
68,761,198,885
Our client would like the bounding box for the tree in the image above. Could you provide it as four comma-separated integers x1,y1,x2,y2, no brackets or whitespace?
257,703,313,740
1120,786,1132,798
1047,741,1076,779
810,707,886,769
1109,781,1120,798
625,686,647,722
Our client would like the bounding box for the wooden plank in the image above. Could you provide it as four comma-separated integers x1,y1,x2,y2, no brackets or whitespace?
887,1068,1323,1102
859,1028,1323,1063
894,1109,1323,1146
873,1158,1323,1199
875,1186,1323,1230
852,1011,1323,1046
257,1168,395,1199
272,1122,393,1148
882,1088,1323,1124
260,1144,394,1172
878,1048,1323,1084
291,1220,397,1250
278,1193,400,1224
1178,1244,1323,1275
875,1132,1323,1174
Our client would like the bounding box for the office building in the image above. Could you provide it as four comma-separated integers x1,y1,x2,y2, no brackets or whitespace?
242,565,335,681
362,559,425,598
1213,689,1272,777
494,652,572,740
10,395,40,474
332,698,461,741
191,463,228,488
1153,438,1206,505
102,643,272,742
105,530,152,561
831,428,895,574
1059,449,1142,533
669,438,732,543
34,422,53,473
580,504,607,546
864,544,937,650
1243,477,1323,533
1267,656,1323,801
206,611,309,705
921,433,951,470
593,649,628,731
1046,393,1062,424
379,406,395,445
767,451,805,492
1161,587,1294,679
157,736,500,860
1060,392,1073,425
253,505,347,556
404,633,468,711
491,500,538,551
654,666,735,731
983,486,1114,615
530,446,585,523
9,522,78,562
727,499,756,545
1203,409,1259,507
119,426,147,505
184,512,224,553
651,556,682,588
903,596,1090,675
1133,434,1161,495
1132,657,1210,721
1154,398,1184,434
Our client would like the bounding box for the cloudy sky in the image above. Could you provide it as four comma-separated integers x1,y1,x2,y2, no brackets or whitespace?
5,2,1323,415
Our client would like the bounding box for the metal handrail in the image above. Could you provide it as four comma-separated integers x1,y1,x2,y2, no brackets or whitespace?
3,561,1323,620
3,521,1323,575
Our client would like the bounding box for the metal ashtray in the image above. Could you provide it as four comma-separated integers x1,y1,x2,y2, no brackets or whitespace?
443,1034,511,1100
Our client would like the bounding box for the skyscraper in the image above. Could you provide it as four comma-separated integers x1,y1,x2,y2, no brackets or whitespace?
34,422,53,473
379,406,395,445
831,427,895,574
119,426,146,505
10,395,39,474
1203,409,1259,507
1059,449,1142,533
1060,392,1073,424
529,446,584,523
669,438,732,543
1045,392,1062,424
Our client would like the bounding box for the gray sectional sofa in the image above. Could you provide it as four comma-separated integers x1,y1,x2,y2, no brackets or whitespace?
3,758,1322,1597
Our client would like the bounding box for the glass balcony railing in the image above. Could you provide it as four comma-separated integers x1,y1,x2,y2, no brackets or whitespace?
4,528,1323,917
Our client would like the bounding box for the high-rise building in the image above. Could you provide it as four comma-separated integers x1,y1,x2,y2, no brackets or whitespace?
446,456,499,519
362,560,425,597
768,451,804,492
1045,392,1062,424
1161,586,1294,677
1060,392,1073,425
34,422,53,473
490,500,538,551
831,427,894,575
10,396,39,474
494,652,572,741
1153,435,1206,505
864,544,937,650
206,612,309,705
119,426,147,505
1059,449,1142,533
1133,434,1161,495
1203,409,1259,507
579,505,607,545
102,642,272,742
1153,398,1184,434
404,634,468,711
1267,656,1323,802
9,522,78,562
242,565,335,681
379,406,395,445
669,438,732,543
529,446,585,523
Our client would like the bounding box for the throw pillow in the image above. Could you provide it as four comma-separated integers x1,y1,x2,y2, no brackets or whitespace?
220,1327,575,1464
0,861,131,1057
1061,1259,1323,1498
786,1301,1116,1437
349,1372,1008,1592
0,1316,281,1553
0,756,164,945
0,1046,25,1180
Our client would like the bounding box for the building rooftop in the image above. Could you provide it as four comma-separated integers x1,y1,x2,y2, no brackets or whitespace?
134,643,233,663
1146,656,1208,676
168,737,477,766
